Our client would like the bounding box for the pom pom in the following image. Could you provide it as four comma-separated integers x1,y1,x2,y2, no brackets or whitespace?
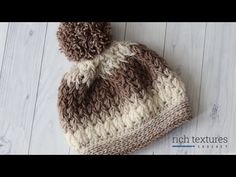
57,22,112,61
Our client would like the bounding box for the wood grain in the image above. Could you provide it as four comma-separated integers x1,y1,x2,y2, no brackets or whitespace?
29,23,71,154
160,23,206,154
196,23,236,154
125,22,167,56
0,23,47,154
0,23,9,73
111,22,127,40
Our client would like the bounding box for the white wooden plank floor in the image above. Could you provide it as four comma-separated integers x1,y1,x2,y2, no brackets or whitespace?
0,22,235,155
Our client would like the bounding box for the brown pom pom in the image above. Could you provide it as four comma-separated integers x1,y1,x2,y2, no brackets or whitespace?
57,22,112,61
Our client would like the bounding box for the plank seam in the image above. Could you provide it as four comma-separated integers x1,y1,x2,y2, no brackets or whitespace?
197,23,208,118
0,23,10,79
27,23,49,154
162,22,168,57
124,22,127,40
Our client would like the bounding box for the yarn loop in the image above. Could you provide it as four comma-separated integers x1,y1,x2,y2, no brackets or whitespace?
57,22,112,62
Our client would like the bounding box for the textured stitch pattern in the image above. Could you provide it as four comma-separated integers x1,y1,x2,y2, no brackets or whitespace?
82,101,192,155
57,22,112,61
57,22,193,155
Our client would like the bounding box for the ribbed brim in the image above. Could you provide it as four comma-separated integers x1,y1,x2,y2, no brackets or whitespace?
78,100,192,155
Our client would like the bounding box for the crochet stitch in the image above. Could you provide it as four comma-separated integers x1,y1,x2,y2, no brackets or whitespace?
57,22,192,155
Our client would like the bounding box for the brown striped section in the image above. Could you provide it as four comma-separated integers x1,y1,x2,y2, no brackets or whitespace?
58,55,156,133
57,24,193,155
71,101,192,154
58,43,174,134
130,43,170,80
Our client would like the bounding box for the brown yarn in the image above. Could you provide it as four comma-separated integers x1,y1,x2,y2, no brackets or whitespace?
56,23,192,154
130,44,170,78
84,102,192,155
57,22,112,62
58,43,175,133
58,53,155,133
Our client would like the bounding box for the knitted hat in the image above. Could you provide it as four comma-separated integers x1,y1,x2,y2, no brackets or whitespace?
57,22,192,155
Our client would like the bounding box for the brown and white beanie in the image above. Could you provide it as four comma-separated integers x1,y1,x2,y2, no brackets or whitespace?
57,22,192,155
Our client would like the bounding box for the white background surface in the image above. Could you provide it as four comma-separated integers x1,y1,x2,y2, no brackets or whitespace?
0,22,235,154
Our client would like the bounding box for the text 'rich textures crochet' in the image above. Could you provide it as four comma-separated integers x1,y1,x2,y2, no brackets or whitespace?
57,22,192,155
